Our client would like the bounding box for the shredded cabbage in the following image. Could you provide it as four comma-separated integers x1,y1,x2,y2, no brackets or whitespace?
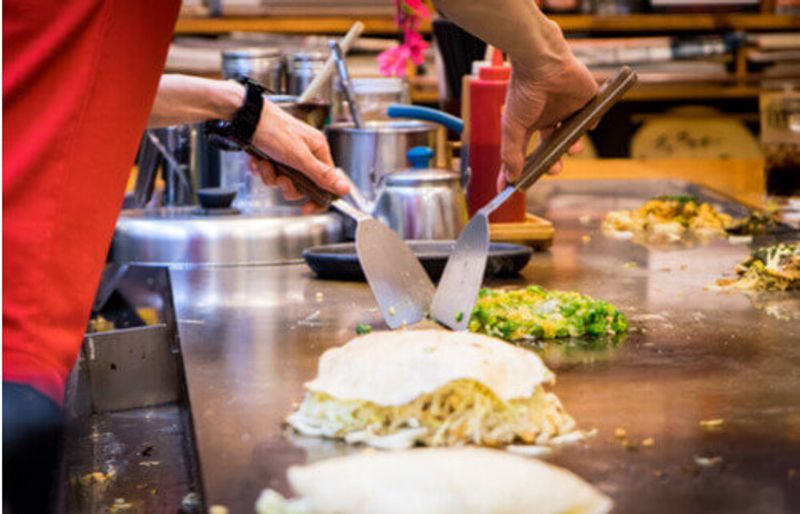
287,379,578,448
718,243,799,291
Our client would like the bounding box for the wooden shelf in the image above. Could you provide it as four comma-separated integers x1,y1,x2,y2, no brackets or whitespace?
174,15,409,35
174,13,799,35
622,82,761,100
552,13,799,33
173,13,796,103
558,158,765,208
409,81,763,104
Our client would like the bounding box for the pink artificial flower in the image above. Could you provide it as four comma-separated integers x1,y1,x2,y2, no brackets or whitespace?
378,45,412,77
403,0,430,18
379,0,430,77
404,30,429,65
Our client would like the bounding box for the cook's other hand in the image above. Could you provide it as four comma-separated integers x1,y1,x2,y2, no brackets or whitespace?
249,100,350,213
501,56,596,184
147,74,349,213
430,0,598,186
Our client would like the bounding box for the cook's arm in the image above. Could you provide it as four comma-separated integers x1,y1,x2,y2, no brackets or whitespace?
147,74,243,128
431,0,597,182
431,0,569,75
147,74,348,206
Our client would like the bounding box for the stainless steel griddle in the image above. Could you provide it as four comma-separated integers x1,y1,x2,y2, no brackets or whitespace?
67,179,800,514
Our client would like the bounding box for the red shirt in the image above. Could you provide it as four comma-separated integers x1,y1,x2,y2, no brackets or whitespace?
4,0,180,405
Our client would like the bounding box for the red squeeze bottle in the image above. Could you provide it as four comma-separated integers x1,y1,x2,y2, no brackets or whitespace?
467,50,526,222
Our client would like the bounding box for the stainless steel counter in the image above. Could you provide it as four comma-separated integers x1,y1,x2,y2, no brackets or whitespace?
171,180,800,514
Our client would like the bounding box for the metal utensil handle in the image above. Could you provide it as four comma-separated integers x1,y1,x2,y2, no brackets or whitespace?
329,41,364,129
514,66,637,192
145,130,194,192
242,143,338,208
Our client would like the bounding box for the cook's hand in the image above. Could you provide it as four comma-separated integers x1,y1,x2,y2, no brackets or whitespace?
499,56,597,188
249,100,349,213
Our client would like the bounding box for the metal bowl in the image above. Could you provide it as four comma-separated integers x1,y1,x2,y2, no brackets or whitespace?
112,207,342,266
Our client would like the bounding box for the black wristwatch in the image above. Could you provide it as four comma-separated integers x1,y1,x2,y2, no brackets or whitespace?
206,76,265,150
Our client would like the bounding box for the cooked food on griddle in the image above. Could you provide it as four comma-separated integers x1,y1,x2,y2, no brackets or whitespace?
724,210,782,236
256,448,612,514
716,243,800,291
602,195,733,239
286,330,582,449
469,286,628,342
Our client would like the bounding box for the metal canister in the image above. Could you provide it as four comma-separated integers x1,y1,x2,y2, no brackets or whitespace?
285,51,328,100
222,47,283,93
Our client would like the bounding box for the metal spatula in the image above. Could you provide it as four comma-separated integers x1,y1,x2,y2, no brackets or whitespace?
431,66,637,330
238,142,435,329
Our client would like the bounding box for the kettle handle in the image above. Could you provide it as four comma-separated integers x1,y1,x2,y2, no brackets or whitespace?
386,104,464,135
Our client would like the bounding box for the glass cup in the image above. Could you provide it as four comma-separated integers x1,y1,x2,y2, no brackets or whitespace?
332,77,409,123
760,84,800,223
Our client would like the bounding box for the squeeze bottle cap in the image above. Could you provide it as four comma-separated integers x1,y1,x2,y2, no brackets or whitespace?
478,49,510,81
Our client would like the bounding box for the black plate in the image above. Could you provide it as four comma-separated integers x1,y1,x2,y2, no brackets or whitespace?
303,240,533,282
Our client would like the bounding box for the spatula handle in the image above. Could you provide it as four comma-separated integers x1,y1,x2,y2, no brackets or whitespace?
514,66,637,192
243,144,339,208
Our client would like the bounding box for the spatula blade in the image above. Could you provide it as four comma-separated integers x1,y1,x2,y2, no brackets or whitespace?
430,214,490,331
356,219,435,329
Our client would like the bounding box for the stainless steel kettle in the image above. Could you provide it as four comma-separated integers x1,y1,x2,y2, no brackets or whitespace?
326,103,469,203
347,146,468,240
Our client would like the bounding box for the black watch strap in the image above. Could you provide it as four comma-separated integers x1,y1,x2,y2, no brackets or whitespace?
229,77,265,145
205,77,265,150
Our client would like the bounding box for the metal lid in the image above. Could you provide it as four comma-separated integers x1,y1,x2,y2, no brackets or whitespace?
266,94,299,105
353,77,406,95
288,51,327,63
385,169,460,186
112,207,342,266
222,47,281,60
384,145,457,186
325,119,437,134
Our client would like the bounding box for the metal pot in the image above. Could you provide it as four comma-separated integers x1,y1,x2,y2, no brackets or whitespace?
325,120,438,200
285,51,329,100
222,47,283,93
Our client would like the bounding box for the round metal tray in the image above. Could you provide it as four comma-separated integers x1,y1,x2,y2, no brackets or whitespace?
303,240,533,282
